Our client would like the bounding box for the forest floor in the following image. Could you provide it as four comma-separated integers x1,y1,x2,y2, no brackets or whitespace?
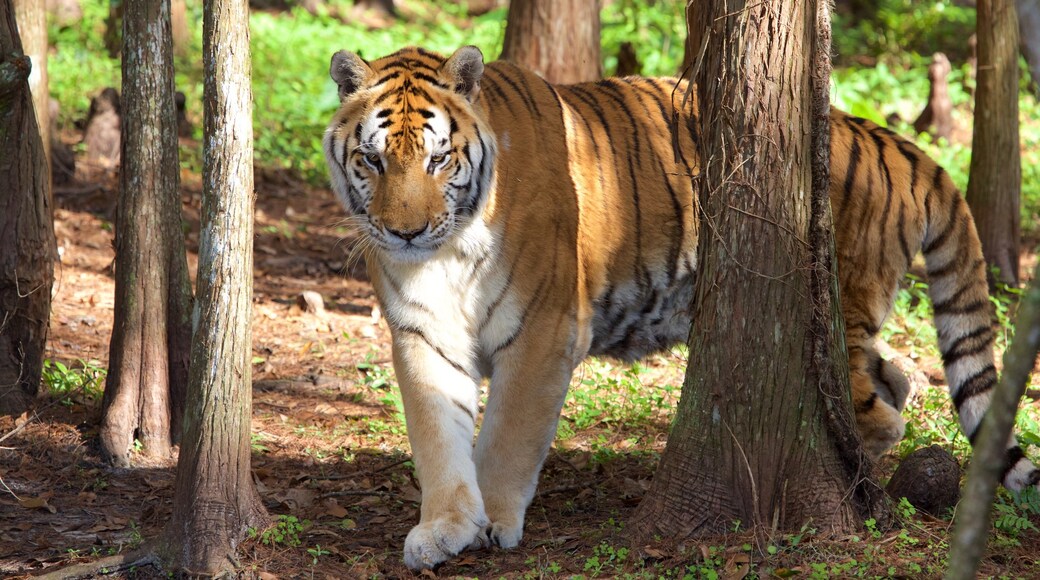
2,156,1040,579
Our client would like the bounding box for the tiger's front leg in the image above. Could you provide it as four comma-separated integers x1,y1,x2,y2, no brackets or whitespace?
473,320,577,549
391,330,489,571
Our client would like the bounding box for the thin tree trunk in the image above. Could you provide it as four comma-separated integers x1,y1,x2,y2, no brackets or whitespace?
965,0,1021,286
0,0,54,416
1019,0,1040,96
100,0,193,467
159,0,268,571
631,0,882,540
13,0,49,169
500,0,601,83
946,261,1040,579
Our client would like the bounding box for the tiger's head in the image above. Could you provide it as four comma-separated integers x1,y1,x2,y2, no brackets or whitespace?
323,46,497,262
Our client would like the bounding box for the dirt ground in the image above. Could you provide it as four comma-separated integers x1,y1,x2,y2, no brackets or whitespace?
0,159,680,579
2,155,1040,578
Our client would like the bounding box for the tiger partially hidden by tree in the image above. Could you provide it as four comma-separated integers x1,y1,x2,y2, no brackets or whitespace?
322,46,1039,570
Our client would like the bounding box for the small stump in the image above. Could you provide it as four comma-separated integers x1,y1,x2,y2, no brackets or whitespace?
886,445,961,517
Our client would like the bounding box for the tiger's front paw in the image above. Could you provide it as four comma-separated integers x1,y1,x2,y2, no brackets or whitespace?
404,514,487,571
468,516,524,551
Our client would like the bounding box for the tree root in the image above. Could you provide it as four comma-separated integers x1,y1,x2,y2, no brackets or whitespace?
34,545,159,580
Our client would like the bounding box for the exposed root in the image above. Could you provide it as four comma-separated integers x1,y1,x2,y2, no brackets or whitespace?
34,546,159,580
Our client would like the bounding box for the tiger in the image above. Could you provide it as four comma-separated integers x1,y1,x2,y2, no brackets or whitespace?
322,45,1039,570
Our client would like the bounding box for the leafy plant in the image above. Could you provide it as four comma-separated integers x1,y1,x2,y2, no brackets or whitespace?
42,358,107,404
251,514,309,547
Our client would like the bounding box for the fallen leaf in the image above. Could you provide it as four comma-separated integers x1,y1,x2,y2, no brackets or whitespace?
143,476,170,489
699,544,712,562
400,484,422,504
420,569,437,578
276,487,316,510
18,496,56,513
723,552,750,580
313,402,338,415
322,498,349,519
566,451,592,471
642,546,668,559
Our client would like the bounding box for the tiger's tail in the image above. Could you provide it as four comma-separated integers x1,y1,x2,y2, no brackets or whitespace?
921,172,1040,490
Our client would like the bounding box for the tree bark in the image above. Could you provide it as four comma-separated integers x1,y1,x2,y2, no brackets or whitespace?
99,0,194,466
1019,0,1040,96
946,262,1040,579
965,0,1021,287
13,0,49,169
0,0,54,416
158,0,268,572
170,0,189,57
631,0,882,541
500,0,601,84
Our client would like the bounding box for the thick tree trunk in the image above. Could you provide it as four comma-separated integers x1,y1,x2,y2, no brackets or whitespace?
500,0,601,84
100,0,193,466
1019,0,1040,95
13,0,49,169
631,0,882,540
0,0,54,416
965,0,1021,287
159,0,268,572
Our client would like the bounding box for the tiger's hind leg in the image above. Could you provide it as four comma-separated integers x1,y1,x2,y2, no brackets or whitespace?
850,343,909,458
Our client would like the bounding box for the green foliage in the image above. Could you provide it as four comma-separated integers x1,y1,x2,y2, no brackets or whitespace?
558,359,678,438
880,274,937,359
41,359,107,404
832,0,976,62
251,514,309,547
582,541,630,577
355,352,404,425
992,487,1040,546
307,544,330,565
601,0,686,76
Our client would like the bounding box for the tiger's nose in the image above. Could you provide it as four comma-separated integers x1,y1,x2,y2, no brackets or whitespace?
386,223,428,241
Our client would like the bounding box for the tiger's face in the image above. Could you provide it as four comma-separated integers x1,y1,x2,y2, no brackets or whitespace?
323,47,495,262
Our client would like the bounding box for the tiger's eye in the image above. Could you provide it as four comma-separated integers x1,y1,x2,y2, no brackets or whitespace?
430,152,447,165
364,152,381,166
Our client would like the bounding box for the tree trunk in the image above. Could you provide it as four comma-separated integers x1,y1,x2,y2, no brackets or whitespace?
631,0,883,540
965,0,1021,287
500,0,601,84
1019,0,1040,96
158,0,268,572
14,0,49,169
0,0,54,416
99,0,194,467
946,261,1040,579
170,0,189,57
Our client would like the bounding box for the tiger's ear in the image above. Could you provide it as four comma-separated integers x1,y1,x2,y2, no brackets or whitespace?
439,46,484,102
330,51,373,99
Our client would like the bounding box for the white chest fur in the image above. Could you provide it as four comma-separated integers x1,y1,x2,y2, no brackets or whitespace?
373,219,520,377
